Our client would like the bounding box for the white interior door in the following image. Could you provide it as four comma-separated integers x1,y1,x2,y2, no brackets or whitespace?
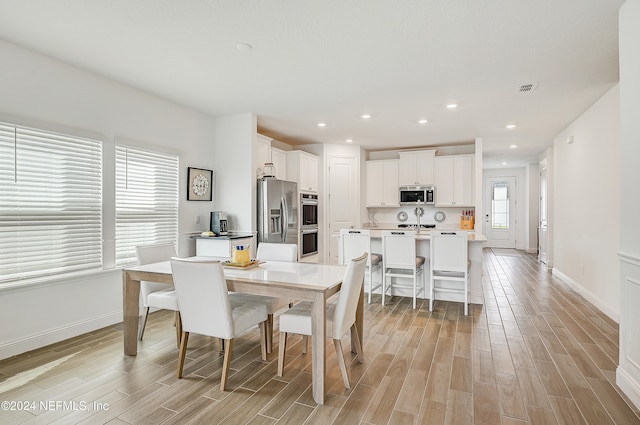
484,176,516,248
539,159,549,265
328,156,357,264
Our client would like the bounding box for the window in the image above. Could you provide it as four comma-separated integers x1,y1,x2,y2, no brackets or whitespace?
115,145,178,266
491,182,509,229
0,122,103,286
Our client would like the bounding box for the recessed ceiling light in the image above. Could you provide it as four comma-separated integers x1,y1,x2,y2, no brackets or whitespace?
418,119,429,124
361,114,372,119
346,139,353,143
317,122,326,127
502,162,508,166
506,124,516,129
510,144,518,149
236,43,253,51
446,104,458,109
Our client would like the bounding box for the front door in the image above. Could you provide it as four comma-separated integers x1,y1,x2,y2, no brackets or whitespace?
327,156,357,264
484,176,517,248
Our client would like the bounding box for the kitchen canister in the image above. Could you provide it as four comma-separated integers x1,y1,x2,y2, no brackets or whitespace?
263,162,276,178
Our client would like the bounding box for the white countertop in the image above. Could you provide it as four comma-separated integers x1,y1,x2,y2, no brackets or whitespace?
336,225,486,242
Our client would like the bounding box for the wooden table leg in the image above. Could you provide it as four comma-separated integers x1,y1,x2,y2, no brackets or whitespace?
123,272,140,356
311,292,326,405
351,280,364,354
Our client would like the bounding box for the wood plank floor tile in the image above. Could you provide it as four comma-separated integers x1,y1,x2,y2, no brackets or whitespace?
516,366,551,408
586,377,640,425
417,399,447,425
548,395,587,425
533,359,571,398
495,373,528,420
568,384,616,425
473,382,501,425
450,356,472,393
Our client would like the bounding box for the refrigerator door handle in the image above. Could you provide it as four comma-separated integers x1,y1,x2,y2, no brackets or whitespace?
281,196,288,243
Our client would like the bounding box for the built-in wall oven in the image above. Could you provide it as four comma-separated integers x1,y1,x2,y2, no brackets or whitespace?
300,193,319,257
300,193,318,228
301,228,318,257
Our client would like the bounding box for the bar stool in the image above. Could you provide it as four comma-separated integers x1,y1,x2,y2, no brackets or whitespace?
381,230,425,309
430,230,470,315
339,229,382,303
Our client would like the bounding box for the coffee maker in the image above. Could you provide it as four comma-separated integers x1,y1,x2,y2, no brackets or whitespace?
210,211,228,236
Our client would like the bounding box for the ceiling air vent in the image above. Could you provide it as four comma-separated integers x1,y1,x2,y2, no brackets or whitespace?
517,82,538,94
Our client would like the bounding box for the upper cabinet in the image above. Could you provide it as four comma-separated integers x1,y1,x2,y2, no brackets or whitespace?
398,150,436,186
256,134,272,178
270,147,287,180
366,160,399,207
287,150,319,192
435,154,474,207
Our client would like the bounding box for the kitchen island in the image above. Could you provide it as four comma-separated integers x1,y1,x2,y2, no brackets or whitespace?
363,226,486,306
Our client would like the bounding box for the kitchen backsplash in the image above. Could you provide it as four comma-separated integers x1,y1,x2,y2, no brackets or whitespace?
366,206,475,229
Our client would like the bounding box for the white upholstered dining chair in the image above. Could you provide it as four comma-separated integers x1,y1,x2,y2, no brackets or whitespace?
430,230,470,315
136,243,180,346
339,229,382,303
381,230,426,309
229,242,297,353
170,258,268,391
277,252,368,389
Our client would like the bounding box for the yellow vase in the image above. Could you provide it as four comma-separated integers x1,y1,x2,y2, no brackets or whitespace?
232,245,250,264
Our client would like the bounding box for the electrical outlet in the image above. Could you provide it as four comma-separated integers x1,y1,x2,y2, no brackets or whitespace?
195,215,200,225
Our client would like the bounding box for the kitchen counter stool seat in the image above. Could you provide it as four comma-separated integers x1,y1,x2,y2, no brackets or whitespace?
339,229,382,303
430,230,470,315
381,230,425,309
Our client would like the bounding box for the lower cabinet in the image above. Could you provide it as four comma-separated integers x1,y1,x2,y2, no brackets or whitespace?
195,236,255,258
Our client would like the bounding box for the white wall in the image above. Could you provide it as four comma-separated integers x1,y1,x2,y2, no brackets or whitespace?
552,84,620,321
482,167,527,250
617,0,640,410
0,40,218,359
212,113,256,233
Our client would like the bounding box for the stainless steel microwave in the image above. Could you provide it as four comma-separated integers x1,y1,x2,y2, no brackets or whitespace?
399,186,435,205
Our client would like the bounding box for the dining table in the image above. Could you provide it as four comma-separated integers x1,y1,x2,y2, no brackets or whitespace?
121,257,360,405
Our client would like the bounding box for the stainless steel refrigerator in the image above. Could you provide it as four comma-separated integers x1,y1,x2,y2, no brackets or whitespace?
257,178,298,245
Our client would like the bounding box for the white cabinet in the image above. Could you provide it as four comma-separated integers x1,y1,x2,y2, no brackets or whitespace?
399,150,436,186
287,151,319,192
195,236,256,258
271,148,287,180
366,160,399,207
435,155,474,207
256,134,272,178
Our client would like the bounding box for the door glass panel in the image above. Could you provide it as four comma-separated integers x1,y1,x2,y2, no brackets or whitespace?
491,182,509,229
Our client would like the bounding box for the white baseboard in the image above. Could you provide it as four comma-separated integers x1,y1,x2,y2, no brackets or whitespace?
0,311,122,361
617,367,640,410
551,268,619,323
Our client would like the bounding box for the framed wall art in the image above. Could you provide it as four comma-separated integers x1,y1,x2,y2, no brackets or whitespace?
187,167,213,201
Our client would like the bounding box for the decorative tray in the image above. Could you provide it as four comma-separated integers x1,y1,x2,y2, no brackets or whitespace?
222,260,262,269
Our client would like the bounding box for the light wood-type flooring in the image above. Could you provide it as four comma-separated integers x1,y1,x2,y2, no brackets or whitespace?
1,250,639,424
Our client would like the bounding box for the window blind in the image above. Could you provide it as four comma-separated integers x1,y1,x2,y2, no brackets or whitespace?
0,122,103,286
115,145,178,266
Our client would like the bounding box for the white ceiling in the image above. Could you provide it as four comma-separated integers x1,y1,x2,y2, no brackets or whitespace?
0,0,623,168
